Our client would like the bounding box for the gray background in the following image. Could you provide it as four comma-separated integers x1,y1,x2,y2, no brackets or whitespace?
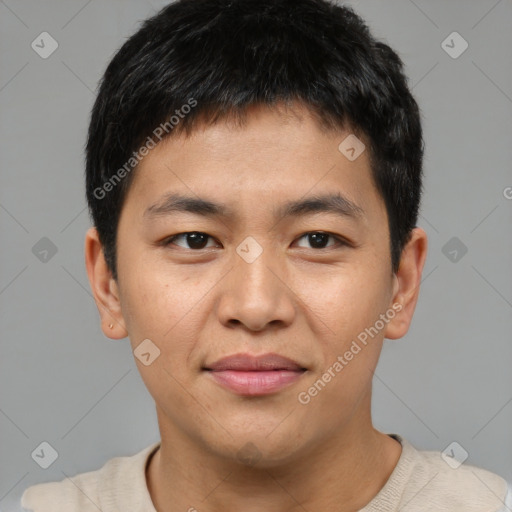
1,0,511,510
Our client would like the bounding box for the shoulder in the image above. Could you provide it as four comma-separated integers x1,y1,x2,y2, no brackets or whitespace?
398,437,510,511
20,442,160,512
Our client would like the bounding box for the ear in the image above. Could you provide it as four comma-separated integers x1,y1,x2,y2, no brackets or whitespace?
84,227,128,339
384,227,428,340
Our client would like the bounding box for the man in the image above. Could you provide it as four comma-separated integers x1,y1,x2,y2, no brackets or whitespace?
21,0,512,510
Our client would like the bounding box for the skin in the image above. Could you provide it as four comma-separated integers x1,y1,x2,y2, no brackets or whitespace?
85,102,427,512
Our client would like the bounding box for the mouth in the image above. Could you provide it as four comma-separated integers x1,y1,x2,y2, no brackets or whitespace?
203,353,307,396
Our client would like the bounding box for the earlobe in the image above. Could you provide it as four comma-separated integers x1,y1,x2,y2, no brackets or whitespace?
84,227,128,340
384,227,428,340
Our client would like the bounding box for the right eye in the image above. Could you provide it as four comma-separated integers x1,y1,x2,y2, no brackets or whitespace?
163,232,220,250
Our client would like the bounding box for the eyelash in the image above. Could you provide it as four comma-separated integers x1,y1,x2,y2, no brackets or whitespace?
162,231,348,251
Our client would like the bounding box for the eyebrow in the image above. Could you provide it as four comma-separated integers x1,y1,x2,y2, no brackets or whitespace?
143,192,365,222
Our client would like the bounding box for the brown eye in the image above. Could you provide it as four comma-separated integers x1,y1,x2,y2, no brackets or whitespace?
165,232,217,250
295,232,344,249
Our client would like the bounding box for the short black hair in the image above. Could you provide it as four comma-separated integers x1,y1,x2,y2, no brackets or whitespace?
85,0,424,282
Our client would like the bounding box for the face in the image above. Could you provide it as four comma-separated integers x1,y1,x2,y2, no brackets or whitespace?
86,103,425,466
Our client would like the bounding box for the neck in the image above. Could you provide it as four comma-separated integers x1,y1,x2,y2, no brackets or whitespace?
146,395,402,512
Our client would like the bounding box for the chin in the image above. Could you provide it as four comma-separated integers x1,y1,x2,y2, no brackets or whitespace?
209,429,310,469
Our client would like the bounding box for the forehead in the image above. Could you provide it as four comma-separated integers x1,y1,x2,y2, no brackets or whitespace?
123,103,383,223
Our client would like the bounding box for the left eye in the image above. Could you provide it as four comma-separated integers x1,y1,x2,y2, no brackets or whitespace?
295,232,343,249
164,231,344,250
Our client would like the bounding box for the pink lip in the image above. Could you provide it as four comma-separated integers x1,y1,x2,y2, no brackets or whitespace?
204,353,307,396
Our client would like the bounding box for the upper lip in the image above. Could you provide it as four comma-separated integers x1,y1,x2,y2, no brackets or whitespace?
204,353,306,372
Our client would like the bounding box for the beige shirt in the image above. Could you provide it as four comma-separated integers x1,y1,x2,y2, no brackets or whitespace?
21,434,512,511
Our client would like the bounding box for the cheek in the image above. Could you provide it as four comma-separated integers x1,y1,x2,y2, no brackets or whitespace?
296,273,388,412
304,265,391,346
121,259,216,367
119,258,187,344
119,263,205,402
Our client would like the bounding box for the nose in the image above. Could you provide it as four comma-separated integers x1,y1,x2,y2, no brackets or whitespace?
216,242,296,332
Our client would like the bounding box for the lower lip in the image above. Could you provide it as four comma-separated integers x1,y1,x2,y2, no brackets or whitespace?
206,370,305,396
